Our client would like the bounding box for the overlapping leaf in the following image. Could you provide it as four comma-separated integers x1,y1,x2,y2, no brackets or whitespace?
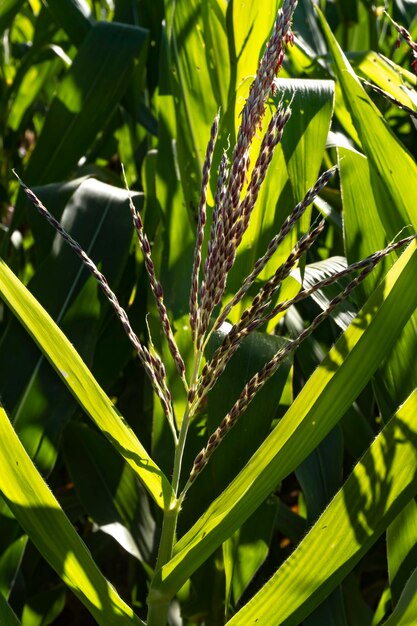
152,241,417,598
227,388,417,625
0,406,144,626
0,259,173,510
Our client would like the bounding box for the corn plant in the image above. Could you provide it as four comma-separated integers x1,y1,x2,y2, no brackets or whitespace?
1,1,417,625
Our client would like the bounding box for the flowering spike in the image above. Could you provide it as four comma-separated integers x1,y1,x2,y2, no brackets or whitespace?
186,233,416,486
189,112,220,344
122,167,186,384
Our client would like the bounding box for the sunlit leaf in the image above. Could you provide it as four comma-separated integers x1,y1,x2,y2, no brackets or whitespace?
227,388,417,625
0,406,144,626
153,241,417,598
0,259,173,510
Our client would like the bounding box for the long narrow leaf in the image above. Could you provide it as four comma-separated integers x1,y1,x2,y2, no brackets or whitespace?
152,240,417,598
0,590,21,626
0,259,173,510
315,6,417,232
0,407,144,626
8,21,148,239
227,388,417,625
42,0,93,46
383,565,417,626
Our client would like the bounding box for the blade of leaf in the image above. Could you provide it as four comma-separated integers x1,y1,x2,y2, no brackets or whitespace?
0,0,23,32
0,180,137,475
163,0,228,217
0,535,27,599
8,47,69,133
42,0,93,46
63,421,156,564
350,50,417,109
279,78,335,203
0,259,173,510
315,5,417,232
26,176,88,260
342,574,374,626
225,79,334,326
21,586,66,626
294,316,346,626
0,591,21,626
228,0,280,144
338,143,417,605
153,240,417,598
9,21,148,239
382,565,417,626
339,144,417,409
179,331,292,533
228,499,278,608
226,388,417,626
0,406,144,626
387,499,417,606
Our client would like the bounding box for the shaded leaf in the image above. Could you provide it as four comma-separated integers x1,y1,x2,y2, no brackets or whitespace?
10,20,148,235
63,422,156,564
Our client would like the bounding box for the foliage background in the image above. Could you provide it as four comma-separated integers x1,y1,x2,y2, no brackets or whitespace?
1,0,417,624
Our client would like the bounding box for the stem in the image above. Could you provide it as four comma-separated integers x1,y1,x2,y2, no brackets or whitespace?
146,349,203,626
172,348,203,492
154,505,179,573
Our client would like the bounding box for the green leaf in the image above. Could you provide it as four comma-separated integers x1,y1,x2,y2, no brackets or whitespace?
206,331,291,488
295,328,346,625
296,426,344,524
373,586,391,626
180,331,292,532
63,422,156,564
0,258,173,510
164,0,229,215
280,78,335,202
349,51,417,110
288,307,350,626
342,574,374,626
297,588,347,626
153,239,417,598
154,0,228,319
226,388,417,626
21,586,66,626
153,93,194,318
42,0,93,46
0,0,24,32
25,21,147,184
338,134,417,609
387,499,417,606
338,147,386,290
225,499,278,608
275,500,307,545
382,565,417,626
0,535,27,598
338,146,417,409
0,179,136,475
26,176,88,259
0,591,21,626
150,92,193,476
297,257,356,331
316,6,417,232
228,0,280,142
0,406,144,626
224,78,334,330
10,21,148,237
8,47,69,133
